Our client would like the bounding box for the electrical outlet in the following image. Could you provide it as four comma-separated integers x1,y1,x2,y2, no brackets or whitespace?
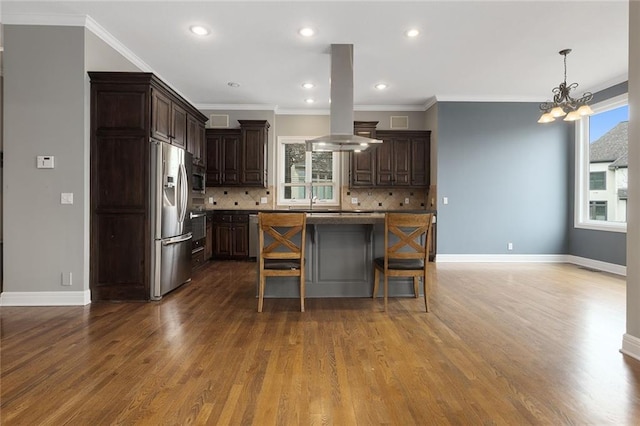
508,242,513,251
404,198,410,204
351,197,358,204
260,197,268,204
208,197,214,204
443,197,449,205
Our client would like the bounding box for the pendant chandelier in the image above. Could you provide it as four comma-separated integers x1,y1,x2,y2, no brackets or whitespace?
538,49,593,123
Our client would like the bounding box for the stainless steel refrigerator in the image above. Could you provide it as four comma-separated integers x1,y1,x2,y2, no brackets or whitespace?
150,141,193,300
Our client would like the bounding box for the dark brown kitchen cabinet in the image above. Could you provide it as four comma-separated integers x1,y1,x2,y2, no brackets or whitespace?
89,72,207,301
206,129,241,185
239,120,269,186
151,88,188,149
212,213,249,259
349,126,431,189
375,132,411,186
206,120,269,187
350,121,378,187
187,114,206,166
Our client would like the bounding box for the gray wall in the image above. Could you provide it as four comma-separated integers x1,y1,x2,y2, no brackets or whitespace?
568,82,628,266
425,104,438,187
437,102,571,254
4,25,87,292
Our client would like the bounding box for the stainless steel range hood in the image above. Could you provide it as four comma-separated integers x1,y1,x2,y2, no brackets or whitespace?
306,44,382,152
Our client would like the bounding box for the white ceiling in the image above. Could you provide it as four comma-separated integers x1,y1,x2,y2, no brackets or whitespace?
3,1,630,113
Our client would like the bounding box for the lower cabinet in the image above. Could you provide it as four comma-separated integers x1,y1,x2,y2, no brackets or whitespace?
205,215,213,260
212,213,249,259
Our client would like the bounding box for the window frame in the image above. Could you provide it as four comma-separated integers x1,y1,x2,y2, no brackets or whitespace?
276,136,341,207
575,93,628,233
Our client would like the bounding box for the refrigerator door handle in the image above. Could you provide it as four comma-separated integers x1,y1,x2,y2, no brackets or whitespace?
162,232,193,246
178,163,188,224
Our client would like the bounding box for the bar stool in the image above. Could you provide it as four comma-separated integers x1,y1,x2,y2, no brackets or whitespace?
373,212,434,312
257,212,307,312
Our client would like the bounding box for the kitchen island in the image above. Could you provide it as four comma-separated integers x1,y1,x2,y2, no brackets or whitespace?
260,211,435,298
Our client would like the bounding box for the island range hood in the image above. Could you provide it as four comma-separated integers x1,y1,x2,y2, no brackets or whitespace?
306,44,382,152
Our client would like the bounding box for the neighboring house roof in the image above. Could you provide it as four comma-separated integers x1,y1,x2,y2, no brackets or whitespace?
590,121,628,168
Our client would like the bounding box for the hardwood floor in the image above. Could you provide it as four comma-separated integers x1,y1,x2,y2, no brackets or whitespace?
2,261,640,425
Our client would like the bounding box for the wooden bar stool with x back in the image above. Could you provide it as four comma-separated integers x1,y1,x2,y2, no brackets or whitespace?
257,212,307,312
373,212,434,312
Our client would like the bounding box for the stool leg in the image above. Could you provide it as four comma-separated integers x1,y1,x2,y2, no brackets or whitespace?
258,274,265,313
373,267,379,299
413,276,419,298
300,273,305,313
383,274,389,312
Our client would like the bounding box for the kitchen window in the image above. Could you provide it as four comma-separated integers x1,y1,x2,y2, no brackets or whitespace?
575,93,628,232
277,136,340,206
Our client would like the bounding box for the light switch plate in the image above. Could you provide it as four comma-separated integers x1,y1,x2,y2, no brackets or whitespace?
208,197,214,204
61,193,74,204
351,197,358,204
260,197,268,204
37,156,55,169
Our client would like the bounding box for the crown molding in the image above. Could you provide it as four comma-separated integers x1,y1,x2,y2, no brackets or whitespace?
584,73,629,96
435,94,545,103
195,103,278,111
3,13,86,26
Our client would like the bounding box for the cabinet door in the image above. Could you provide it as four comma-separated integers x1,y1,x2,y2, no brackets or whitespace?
205,219,213,260
411,135,430,186
206,132,222,185
171,103,187,148
350,121,378,187
242,126,266,186
222,135,241,185
196,123,206,167
151,89,171,142
187,115,197,158
232,224,248,257
392,138,411,186
214,223,233,257
376,139,394,186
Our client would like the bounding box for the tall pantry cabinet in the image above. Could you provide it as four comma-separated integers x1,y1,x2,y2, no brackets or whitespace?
89,72,207,301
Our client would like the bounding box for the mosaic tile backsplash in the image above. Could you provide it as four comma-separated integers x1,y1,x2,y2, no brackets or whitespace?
194,185,437,211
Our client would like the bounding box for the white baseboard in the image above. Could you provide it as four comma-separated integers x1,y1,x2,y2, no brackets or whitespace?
0,290,91,306
436,254,567,263
621,334,640,361
566,255,626,276
436,254,626,276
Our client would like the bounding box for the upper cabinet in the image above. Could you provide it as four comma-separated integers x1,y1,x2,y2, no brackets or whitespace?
150,85,205,163
349,122,431,188
206,120,270,187
187,114,206,167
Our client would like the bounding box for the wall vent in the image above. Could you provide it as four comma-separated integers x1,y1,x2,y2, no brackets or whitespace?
390,116,409,129
209,114,230,128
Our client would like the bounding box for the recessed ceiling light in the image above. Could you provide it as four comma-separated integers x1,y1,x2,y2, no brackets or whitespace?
405,29,420,38
375,83,388,90
302,82,315,89
304,98,315,104
299,27,315,37
190,25,210,36
227,82,240,88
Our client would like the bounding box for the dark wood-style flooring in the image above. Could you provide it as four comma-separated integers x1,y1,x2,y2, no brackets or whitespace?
2,261,640,425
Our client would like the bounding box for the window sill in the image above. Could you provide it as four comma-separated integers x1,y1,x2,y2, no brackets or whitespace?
575,221,627,234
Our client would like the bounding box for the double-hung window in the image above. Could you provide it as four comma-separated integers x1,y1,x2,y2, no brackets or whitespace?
277,136,340,206
575,93,628,232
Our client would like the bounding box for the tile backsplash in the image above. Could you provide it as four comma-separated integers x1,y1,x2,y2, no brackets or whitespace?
195,185,437,211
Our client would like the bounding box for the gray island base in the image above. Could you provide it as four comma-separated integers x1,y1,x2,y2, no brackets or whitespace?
258,212,428,299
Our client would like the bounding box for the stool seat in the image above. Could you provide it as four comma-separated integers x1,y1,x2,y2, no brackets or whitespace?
373,257,425,270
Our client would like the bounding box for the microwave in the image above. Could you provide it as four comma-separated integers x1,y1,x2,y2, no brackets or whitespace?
192,169,205,193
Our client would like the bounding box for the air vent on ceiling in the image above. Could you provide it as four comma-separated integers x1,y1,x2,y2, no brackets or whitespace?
209,114,230,128
390,116,409,129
